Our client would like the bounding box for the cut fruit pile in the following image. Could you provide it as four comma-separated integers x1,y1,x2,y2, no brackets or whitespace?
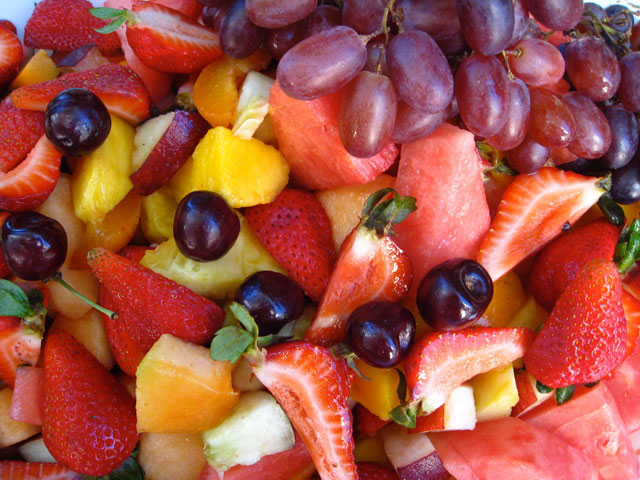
1,1,640,480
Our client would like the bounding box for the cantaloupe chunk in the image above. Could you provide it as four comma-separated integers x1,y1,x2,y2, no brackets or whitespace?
136,334,238,433
52,311,115,370
0,388,40,448
139,432,206,480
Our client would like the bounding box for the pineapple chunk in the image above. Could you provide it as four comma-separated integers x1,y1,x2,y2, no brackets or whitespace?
136,334,238,434
351,360,401,421
185,126,289,208
71,113,135,222
469,363,519,422
140,213,286,300
141,185,178,244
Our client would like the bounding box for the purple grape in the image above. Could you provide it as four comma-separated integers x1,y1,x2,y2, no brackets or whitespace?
391,101,447,144
219,0,266,59
264,21,306,59
601,105,639,170
486,78,530,151
562,91,611,160
618,52,640,113
245,0,316,28
507,135,550,173
456,0,515,56
342,0,386,35
524,0,584,30
565,36,621,102
305,5,341,36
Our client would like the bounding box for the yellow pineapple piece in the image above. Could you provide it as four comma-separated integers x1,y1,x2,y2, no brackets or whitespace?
140,213,285,300
141,185,178,244
354,436,392,467
10,50,58,89
186,126,289,208
351,360,401,421
139,433,206,480
315,174,396,251
508,294,548,331
136,334,238,434
71,114,135,222
52,311,115,370
475,271,526,327
468,363,519,422
0,388,40,448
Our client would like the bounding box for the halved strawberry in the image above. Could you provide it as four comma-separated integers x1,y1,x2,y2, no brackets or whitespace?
24,0,121,56
356,462,400,480
0,21,17,35
250,341,357,480
0,461,81,479
0,26,22,88
0,97,46,174
476,167,606,281
0,317,43,388
524,258,627,387
353,404,390,438
403,327,533,417
304,189,415,347
620,290,640,360
528,218,622,309
10,63,151,125
0,135,61,212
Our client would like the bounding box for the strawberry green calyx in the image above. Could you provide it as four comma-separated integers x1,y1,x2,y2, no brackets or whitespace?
361,188,417,236
0,279,46,335
598,192,626,227
90,7,136,34
615,218,640,274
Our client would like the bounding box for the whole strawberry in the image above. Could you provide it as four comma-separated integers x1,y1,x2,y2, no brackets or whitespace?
524,257,627,387
24,0,120,56
43,328,137,475
87,247,224,351
0,97,45,174
528,218,621,309
246,188,335,301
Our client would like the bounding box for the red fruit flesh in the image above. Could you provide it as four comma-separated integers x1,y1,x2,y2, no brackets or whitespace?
24,0,120,56
522,383,638,480
10,63,151,125
621,289,640,359
0,26,22,87
126,2,222,75
405,327,534,414
43,328,138,475
605,338,640,433
394,123,490,295
528,218,621,309
356,462,400,480
251,341,357,480
0,135,61,212
0,317,42,388
10,366,45,425
477,167,605,281
429,417,597,480
524,258,627,387
269,81,398,190
0,461,81,479
353,404,390,438
87,247,224,351
305,227,412,347
0,98,46,174
245,189,335,302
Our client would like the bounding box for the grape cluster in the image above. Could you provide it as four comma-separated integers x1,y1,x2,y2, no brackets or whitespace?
200,0,640,204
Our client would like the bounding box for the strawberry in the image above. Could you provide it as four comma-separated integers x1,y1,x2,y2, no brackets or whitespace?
356,462,400,480
524,258,627,388
476,167,606,281
528,218,622,309
43,328,138,475
353,403,390,438
87,247,224,351
399,327,533,421
304,189,415,347
250,341,357,480
10,63,151,125
0,135,61,212
24,0,120,56
0,461,81,479
245,188,336,302
0,21,17,35
621,290,640,359
0,26,22,88
94,2,222,74
0,97,46,174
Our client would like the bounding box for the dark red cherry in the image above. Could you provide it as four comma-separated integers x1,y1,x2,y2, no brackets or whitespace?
1,211,67,281
416,258,493,331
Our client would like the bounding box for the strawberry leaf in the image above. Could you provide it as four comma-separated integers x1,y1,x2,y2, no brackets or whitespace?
388,404,417,429
536,380,554,394
363,189,417,236
555,384,575,405
89,7,126,19
210,326,254,364
0,279,34,318
362,188,394,217
597,193,625,227
89,8,131,34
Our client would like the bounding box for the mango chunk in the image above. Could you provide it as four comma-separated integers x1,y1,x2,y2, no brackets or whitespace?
469,363,519,422
71,114,135,222
141,185,178,244
136,334,238,434
351,360,401,421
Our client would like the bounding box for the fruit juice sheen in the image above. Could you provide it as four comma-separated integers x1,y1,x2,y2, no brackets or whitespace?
2,1,640,480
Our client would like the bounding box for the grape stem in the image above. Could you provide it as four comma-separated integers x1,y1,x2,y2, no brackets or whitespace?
49,272,116,319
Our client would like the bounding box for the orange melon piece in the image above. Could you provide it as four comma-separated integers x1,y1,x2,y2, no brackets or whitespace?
10,50,58,89
139,432,206,480
394,123,490,295
269,81,398,190
136,334,238,433
52,311,115,370
315,173,396,251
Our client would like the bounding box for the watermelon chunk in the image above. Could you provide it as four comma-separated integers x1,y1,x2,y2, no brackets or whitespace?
269,81,398,190
394,123,490,294
9,366,44,425
605,341,640,434
522,384,638,480
429,416,597,480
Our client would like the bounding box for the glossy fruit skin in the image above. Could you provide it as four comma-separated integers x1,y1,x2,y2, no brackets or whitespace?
416,258,493,331
173,191,240,262
1,211,67,281
346,300,416,368
44,88,111,158
235,271,305,335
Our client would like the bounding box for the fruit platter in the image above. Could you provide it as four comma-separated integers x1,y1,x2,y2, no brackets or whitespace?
1,0,640,479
